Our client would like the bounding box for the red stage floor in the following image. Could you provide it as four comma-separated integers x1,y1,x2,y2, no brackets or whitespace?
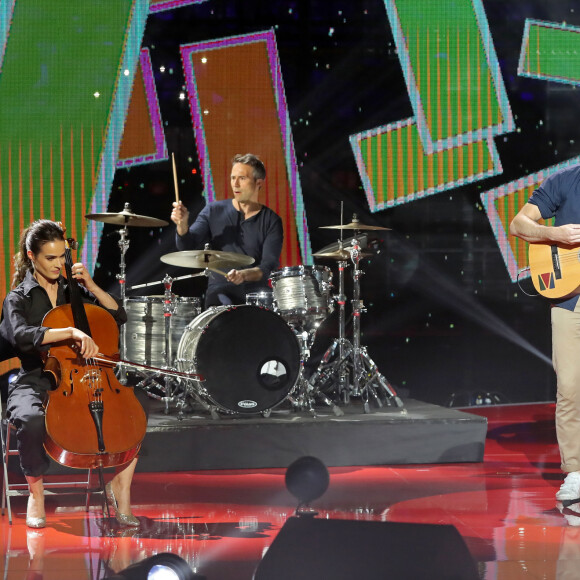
0,402,574,579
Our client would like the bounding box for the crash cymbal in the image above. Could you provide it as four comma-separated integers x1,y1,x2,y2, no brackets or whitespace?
313,249,372,260
319,219,390,231
85,207,168,228
160,249,254,270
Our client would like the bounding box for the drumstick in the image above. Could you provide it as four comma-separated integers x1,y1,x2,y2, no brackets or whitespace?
172,153,180,203
207,266,228,277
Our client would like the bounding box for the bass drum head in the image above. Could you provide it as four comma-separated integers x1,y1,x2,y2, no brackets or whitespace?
177,305,300,413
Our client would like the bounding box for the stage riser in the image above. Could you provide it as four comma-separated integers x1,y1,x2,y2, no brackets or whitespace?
4,399,486,475
136,420,486,472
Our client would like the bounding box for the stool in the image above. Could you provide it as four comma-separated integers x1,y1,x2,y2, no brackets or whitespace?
0,397,97,525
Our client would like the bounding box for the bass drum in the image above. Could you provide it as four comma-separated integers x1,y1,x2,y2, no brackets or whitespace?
176,305,300,414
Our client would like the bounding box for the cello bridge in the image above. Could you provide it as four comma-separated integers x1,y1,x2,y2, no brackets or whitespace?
80,369,102,387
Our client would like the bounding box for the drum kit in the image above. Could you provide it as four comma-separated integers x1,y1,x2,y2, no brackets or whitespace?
84,205,404,419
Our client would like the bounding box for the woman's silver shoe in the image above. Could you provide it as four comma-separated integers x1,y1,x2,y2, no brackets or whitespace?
26,516,46,529
26,495,46,528
105,482,140,527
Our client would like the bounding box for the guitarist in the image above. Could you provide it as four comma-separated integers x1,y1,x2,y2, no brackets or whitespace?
510,164,580,506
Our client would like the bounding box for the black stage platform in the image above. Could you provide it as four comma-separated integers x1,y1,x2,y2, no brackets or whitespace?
134,398,487,472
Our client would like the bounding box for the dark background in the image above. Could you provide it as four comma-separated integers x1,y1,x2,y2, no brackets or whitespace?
94,0,580,407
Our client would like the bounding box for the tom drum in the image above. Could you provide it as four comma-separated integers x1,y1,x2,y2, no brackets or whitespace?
270,265,333,329
125,295,201,367
245,291,274,309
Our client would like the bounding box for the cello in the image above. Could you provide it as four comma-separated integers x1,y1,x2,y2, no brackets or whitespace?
42,237,147,469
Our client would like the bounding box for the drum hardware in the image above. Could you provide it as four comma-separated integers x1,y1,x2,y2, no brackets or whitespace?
127,271,207,291
116,225,129,378
135,370,218,419
170,371,222,421
284,328,344,418
267,265,342,415
123,276,202,417
313,248,372,260
311,241,350,404
160,274,185,416
311,219,404,412
124,271,207,396
85,199,205,415
85,203,169,384
314,232,369,255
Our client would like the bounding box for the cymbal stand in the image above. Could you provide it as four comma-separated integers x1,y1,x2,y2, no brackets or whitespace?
161,275,183,415
309,236,404,412
335,250,349,402
128,271,207,292
133,275,190,417
285,327,343,418
116,221,130,385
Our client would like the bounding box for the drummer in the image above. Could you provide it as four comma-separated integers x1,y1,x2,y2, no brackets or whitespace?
170,153,283,307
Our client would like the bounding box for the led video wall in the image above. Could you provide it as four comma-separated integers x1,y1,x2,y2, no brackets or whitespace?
1,0,580,399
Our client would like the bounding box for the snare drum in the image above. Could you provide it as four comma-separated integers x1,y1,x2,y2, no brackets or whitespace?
125,295,201,366
176,305,300,413
270,265,333,328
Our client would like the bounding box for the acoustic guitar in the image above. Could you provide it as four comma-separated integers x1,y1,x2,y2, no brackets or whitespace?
528,242,580,299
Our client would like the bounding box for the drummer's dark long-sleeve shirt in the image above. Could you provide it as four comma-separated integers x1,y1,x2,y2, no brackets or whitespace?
175,199,283,301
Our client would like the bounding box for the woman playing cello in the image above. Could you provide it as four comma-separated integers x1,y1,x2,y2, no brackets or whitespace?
1,220,142,528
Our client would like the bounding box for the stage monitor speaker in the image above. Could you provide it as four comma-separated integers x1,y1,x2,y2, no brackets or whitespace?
254,517,479,580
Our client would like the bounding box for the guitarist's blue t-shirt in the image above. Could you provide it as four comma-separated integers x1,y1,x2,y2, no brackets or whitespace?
529,164,580,310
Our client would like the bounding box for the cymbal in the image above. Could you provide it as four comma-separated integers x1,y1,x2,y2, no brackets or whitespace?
160,249,254,270
316,234,368,255
319,219,390,231
85,209,168,228
313,249,372,260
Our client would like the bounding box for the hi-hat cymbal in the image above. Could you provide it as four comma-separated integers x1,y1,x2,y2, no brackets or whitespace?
313,248,372,260
85,208,168,228
316,234,368,255
319,219,390,231
160,249,254,270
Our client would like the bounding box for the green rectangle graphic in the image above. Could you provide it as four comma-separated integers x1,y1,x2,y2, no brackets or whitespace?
0,0,145,294
386,0,511,148
520,20,580,84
